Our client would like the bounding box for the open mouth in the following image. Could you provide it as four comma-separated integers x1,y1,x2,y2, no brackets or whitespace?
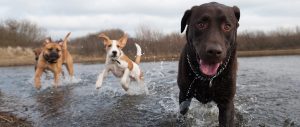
110,55,118,59
198,59,222,76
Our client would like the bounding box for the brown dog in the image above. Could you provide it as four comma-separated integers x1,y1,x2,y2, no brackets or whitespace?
34,32,74,90
178,2,240,127
33,48,43,71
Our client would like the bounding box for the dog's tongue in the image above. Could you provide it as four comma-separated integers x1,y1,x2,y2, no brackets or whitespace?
199,60,221,76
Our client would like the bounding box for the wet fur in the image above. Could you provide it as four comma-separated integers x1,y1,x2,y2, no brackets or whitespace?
34,32,74,90
177,2,240,127
95,33,147,94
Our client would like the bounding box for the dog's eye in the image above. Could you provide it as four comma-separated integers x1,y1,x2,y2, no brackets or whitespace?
117,45,120,48
223,24,231,32
49,48,53,51
196,23,207,30
108,44,112,47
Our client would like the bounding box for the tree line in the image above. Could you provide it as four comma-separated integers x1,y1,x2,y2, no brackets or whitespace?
0,19,46,48
0,19,300,57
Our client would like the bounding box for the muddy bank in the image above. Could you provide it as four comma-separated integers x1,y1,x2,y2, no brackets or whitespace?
0,112,32,127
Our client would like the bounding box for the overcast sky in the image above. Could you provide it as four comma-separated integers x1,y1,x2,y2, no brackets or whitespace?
1,0,300,38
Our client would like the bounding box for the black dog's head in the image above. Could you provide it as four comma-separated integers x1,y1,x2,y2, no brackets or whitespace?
181,2,240,76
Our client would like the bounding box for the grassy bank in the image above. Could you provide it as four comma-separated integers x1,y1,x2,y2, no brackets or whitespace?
237,49,300,57
0,47,35,67
0,47,300,67
0,112,32,127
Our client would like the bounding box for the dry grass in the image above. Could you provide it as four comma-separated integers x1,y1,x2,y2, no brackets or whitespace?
0,112,32,127
0,47,35,66
0,47,299,67
72,55,106,63
238,49,300,57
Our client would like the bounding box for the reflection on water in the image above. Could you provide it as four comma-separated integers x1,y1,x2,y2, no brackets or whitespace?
35,87,71,119
0,56,299,127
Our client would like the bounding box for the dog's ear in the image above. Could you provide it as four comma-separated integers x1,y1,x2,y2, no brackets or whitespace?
33,48,41,56
98,33,111,46
181,9,191,33
118,33,128,49
59,41,63,47
44,37,52,45
233,6,240,22
232,6,240,27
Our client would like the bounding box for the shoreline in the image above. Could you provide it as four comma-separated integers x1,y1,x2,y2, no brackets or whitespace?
0,112,32,127
0,49,300,67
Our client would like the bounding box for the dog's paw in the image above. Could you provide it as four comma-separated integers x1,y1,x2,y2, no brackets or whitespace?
69,76,74,82
96,86,101,89
35,83,41,90
95,83,101,89
176,113,186,123
179,100,191,115
121,85,129,91
35,86,41,90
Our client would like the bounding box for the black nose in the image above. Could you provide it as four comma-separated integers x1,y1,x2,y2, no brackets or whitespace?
112,51,117,56
206,45,222,57
50,52,59,57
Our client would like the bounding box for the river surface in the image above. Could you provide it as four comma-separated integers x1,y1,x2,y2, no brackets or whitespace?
0,56,299,127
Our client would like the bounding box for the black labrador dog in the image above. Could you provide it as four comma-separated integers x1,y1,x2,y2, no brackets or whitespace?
177,2,240,127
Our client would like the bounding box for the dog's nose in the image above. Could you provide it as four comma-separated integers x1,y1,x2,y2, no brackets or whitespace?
206,45,222,57
50,52,59,58
112,51,117,56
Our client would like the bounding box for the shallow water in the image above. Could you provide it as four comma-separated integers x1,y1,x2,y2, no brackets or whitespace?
0,56,299,127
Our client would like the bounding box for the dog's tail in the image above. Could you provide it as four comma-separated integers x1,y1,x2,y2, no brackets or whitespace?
62,32,71,50
135,43,142,64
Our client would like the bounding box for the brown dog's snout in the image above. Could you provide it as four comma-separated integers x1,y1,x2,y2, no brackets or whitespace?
50,52,59,57
206,44,222,57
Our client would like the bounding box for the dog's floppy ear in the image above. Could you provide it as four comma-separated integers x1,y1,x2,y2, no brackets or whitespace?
233,6,240,21
181,9,191,33
232,6,240,27
118,33,128,49
98,33,111,46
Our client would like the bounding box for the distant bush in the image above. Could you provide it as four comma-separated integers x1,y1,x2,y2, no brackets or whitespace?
69,26,186,58
69,26,300,57
0,19,46,48
1,19,300,57
69,28,126,56
237,27,300,51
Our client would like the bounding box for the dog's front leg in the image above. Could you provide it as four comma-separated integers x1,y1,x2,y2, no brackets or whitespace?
34,67,44,90
96,69,108,89
217,101,234,127
53,66,62,88
121,68,130,91
54,71,60,88
179,90,192,115
135,76,148,94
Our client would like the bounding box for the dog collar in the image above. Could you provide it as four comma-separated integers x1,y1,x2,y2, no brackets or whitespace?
186,52,231,86
184,46,232,100
111,59,121,64
184,28,237,100
186,42,233,87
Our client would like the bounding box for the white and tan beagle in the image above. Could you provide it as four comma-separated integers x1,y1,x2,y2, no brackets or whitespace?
95,33,148,94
